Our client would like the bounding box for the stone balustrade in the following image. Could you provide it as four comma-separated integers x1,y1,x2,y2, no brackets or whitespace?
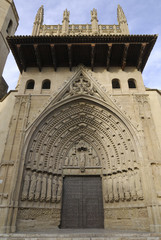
39,24,122,36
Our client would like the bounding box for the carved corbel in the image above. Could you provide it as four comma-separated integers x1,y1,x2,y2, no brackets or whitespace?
50,44,57,71
34,44,42,72
91,44,95,71
137,43,147,71
16,44,26,72
67,44,72,71
121,43,129,71
106,44,112,71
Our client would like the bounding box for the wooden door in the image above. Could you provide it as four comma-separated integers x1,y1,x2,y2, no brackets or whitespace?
61,176,104,228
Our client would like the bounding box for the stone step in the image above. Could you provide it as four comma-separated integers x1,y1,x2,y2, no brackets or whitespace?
0,230,161,240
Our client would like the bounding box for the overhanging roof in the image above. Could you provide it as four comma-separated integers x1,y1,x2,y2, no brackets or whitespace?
7,34,157,73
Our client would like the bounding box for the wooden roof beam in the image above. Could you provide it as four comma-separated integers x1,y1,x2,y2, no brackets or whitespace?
34,44,42,72
91,44,95,71
68,44,72,71
137,43,147,71
121,43,129,71
16,44,26,72
50,44,57,71
106,44,112,71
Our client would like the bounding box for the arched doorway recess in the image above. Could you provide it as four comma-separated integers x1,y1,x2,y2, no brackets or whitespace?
17,97,143,230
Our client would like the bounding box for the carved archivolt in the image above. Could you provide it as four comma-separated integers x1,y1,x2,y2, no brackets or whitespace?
24,100,139,175
20,68,144,205
20,98,143,204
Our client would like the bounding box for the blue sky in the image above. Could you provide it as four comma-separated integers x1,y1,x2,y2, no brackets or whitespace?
3,0,161,90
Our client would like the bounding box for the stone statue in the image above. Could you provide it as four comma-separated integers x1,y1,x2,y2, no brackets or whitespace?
129,171,137,201
123,173,131,201
40,173,47,201
134,170,144,200
46,174,52,202
118,173,124,201
28,172,37,200
34,172,42,201
52,176,58,203
80,150,86,168
113,175,119,202
69,156,73,166
89,146,93,155
104,177,109,203
56,177,62,203
107,175,114,202
73,155,78,166
21,171,30,201
64,156,69,166
95,156,100,166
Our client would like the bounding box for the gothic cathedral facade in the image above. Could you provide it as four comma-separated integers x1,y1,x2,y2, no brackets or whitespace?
1,3,161,233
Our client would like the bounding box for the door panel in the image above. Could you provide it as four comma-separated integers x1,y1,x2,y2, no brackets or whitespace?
61,176,104,228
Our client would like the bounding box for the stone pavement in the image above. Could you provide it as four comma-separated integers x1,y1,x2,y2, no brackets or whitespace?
1,229,161,240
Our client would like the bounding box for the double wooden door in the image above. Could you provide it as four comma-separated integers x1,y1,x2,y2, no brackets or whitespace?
61,176,104,228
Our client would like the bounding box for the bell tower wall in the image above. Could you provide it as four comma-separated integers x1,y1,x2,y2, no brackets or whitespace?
0,0,19,99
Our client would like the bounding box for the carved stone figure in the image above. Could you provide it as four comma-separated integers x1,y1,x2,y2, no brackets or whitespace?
21,171,30,201
107,176,114,202
73,155,78,166
104,177,109,203
89,146,93,155
57,177,62,203
49,155,54,170
63,140,100,169
135,170,144,200
129,171,137,201
52,176,58,203
95,156,100,166
46,174,52,202
69,156,73,166
123,173,131,201
64,156,69,166
34,172,42,201
118,173,124,201
113,175,119,202
40,173,47,201
28,172,37,200
79,150,86,168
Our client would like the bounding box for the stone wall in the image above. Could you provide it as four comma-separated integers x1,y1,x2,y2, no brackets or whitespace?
0,76,8,99
0,66,161,233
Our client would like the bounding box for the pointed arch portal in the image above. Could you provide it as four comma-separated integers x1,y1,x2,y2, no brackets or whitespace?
18,69,144,230
24,98,140,177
